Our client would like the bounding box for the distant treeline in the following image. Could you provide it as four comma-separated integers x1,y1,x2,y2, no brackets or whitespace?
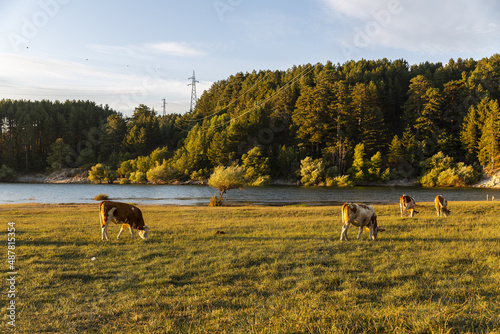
1,55,499,185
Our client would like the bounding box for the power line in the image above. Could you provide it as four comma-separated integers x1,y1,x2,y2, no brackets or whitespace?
173,63,319,133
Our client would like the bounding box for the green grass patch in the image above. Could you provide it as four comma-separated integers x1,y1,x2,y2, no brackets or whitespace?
1,202,500,333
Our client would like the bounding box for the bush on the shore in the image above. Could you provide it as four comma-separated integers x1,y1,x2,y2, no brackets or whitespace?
208,165,246,205
129,171,147,183
146,162,178,184
419,152,481,187
94,193,109,201
88,163,117,184
0,164,17,182
208,195,223,207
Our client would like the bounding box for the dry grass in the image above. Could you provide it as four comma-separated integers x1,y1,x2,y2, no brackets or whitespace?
1,201,499,333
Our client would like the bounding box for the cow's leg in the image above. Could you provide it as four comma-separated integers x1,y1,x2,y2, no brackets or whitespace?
100,211,108,241
357,226,363,239
409,207,414,217
368,226,374,240
101,224,108,241
117,224,127,239
400,204,404,217
129,226,134,239
102,217,113,240
340,222,350,241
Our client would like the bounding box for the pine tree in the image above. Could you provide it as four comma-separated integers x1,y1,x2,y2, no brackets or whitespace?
388,135,404,167
478,99,500,170
460,105,480,162
414,87,442,144
350,143,366,181
404,75,432,134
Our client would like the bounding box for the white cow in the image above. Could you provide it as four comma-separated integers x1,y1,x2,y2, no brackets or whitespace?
400,194,418,217
435,195,450,217
340,203,384,241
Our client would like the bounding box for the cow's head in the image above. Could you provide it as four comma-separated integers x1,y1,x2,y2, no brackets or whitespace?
442,208,451,217
366,215,385,239
373,226,385,239
138,226,149,240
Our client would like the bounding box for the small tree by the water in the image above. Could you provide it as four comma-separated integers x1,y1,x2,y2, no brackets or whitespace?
208,165,246,206
88,163,117,184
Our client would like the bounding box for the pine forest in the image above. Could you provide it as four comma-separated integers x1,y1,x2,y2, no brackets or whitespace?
1,55,500,187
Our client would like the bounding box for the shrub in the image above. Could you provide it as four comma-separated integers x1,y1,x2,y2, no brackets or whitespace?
242,147,271,183
94,193,109,201
129,171,147,183
117,160,134,179
326,175,353,187
208,165,246,205
0,164,17,182
419,152,481,187
88,163,105,183
208,195,223,207
88,163,116,184
456,163,481,185
249,175,270,186
147,162,178,184
190,169,208,182
300,157,325,186
436,168,461,187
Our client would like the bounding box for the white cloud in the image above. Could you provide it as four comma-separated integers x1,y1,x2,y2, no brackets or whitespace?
321,0,386,19
0,52,211,115
88,41,207,59
146,42,207,57
321,0,500,56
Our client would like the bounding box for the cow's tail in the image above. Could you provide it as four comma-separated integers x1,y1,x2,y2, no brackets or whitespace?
99,201,105,227
341,203,350,225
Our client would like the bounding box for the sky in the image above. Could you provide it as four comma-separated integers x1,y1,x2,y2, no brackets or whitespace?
0,0,499,116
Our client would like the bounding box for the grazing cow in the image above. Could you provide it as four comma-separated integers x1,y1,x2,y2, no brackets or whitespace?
99,201,149,241
435,195,450,217
340,203,384,241
400,194,418,217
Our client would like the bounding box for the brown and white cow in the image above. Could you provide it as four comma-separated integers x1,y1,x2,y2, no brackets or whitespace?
340,203,384,241
400,194,418,217
99,201,149,241
435,195,450,217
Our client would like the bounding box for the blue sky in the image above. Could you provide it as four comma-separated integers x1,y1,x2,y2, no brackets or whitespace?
1,0,499,115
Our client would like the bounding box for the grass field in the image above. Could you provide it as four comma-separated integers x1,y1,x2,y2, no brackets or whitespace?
1,201,500,333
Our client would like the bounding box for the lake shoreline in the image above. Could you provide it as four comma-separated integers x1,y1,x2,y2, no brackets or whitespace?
14,168,500,189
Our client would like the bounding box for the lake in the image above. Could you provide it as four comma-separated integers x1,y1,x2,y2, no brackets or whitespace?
1,183,500,206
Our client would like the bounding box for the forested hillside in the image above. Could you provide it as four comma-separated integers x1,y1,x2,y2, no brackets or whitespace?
1,55,499,185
